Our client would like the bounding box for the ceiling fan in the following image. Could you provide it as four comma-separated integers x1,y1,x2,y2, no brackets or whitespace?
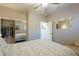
33,3,61,10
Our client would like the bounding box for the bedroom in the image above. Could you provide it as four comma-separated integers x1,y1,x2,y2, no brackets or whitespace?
0,3,79,56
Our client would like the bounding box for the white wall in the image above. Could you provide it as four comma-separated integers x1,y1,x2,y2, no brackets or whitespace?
48,4,79,44
28,11,46,40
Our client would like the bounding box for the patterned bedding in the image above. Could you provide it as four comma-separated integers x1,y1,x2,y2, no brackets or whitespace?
5,40,77,56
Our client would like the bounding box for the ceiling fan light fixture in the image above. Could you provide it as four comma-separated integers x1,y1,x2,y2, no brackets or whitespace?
41,3,48,7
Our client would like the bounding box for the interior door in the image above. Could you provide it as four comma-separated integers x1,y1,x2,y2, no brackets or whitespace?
47,21,53,41
41,22,48,40
40,21,53,41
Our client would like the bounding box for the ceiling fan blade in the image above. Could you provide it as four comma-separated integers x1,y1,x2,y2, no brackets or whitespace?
51,3,60,5
33,4,41,9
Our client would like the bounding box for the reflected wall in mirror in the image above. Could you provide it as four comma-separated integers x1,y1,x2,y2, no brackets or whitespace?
15,20,26,34
56,17,72,30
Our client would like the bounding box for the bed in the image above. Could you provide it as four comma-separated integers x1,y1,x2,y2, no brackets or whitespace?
64,39,79,55
0,34,77,56
65,45,79,55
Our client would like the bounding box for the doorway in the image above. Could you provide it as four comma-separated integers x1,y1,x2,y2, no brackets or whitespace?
40,21,53,41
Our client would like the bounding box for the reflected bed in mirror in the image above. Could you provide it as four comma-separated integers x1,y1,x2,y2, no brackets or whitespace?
15,20,27,43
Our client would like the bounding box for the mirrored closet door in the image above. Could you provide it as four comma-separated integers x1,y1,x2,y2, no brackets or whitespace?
1,19,15,44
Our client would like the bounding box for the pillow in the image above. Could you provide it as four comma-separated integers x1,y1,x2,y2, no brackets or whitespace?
74,40,79,47
0,34,7,55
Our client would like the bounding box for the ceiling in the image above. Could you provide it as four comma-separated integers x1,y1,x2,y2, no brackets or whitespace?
0,3,78,16
0,3,36,12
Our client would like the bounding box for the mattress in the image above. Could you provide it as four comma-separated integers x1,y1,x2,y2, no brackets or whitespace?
5,40,76,56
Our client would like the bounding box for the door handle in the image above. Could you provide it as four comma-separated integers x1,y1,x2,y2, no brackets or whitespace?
50,33,52,34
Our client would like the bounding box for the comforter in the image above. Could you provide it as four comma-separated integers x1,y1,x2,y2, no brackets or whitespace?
5,40,76,56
